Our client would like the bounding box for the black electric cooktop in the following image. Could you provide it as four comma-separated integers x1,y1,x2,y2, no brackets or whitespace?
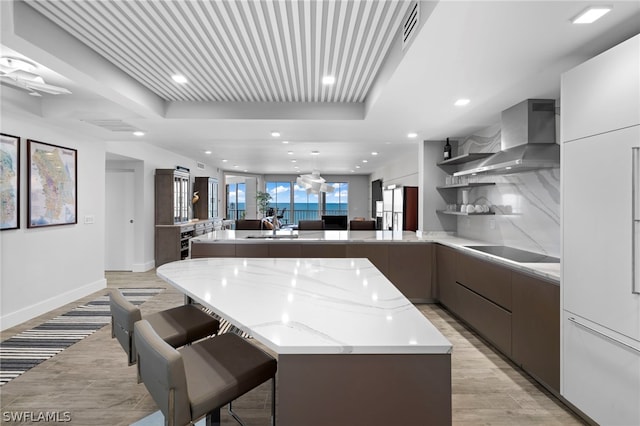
465,245,560,263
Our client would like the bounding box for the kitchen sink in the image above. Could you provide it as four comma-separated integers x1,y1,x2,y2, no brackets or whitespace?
465,245,559,263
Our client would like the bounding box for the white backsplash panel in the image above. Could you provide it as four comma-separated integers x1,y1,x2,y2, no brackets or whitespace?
453,126,560,257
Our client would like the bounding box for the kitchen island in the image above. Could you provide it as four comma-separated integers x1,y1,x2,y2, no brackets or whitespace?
190,229,560,283
157,257,453,426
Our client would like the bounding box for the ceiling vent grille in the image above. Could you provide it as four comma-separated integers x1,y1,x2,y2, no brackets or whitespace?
402,1,419,50
80,119,140,132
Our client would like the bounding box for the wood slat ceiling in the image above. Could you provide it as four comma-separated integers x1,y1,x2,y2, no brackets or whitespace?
25,0,411,103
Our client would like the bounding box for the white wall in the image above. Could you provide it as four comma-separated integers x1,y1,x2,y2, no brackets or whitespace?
419,141,455,232
105,141,222,271
1,113,106,330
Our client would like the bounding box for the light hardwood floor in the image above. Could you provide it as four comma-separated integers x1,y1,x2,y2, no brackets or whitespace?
0,270,585,425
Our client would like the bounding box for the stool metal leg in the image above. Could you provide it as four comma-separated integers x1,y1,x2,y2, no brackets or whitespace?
205,407,221,426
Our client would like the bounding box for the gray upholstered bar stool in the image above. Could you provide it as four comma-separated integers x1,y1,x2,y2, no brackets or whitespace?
109,289,220,365
134,319,277,426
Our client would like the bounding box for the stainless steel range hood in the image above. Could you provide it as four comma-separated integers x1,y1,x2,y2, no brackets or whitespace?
454,99,559,176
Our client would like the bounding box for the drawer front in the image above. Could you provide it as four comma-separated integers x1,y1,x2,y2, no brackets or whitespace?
457,252,512,311
190,242,236,258
456,283,512,356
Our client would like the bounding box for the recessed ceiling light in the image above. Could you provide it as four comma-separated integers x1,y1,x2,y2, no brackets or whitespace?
171,74,188,84
204,150,212,155
311,151,319,155
454,99,470,106
222,159,228,163
371,152,379,156
322,75,336,85
572,6,612,24
233,165,239,168
291,159,297,163
282,140,289,144
271,131,281,137
407,132,418,138
287,151,293,155
356,165,361,169
362,159,368,163
133,131,145,137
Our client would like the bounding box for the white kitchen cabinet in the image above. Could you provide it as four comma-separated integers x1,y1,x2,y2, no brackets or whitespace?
561,33,640,426
563,312,640,426
561,34,639,143
562,126,640,340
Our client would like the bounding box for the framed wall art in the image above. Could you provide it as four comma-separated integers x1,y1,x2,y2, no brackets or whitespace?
27,139,77,228
1,133,20,230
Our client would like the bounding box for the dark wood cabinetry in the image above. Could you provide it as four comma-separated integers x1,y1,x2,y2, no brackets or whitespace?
155,169,221,266
435,244,458,311
387,243,433,300
512,271,560,392
434,244,560,394
193,177,218,220
456,252,512,311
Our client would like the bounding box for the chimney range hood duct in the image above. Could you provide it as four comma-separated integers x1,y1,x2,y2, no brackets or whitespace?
454,99,559,176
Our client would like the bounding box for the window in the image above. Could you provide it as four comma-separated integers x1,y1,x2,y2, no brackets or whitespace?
226,182,246,220
323,182,348,216
265,181,291,223
293,184,320,222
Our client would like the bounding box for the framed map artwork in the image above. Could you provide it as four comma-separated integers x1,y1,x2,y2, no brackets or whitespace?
27,139,77,228
1,133,20,230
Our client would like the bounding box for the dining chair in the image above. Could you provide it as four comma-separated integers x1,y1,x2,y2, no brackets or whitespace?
109,289,220,365
134,319,277,426
349,220,377,230
235,219,264,230
297,220,325,230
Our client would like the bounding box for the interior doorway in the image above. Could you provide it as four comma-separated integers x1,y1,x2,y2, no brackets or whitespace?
105,169,135,271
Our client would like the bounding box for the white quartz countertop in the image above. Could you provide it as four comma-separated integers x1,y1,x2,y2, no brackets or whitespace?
191,229,560,283
157,257,452,355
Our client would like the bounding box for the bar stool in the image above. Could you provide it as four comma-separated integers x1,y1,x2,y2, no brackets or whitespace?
134,319,277,426
109,289,220,365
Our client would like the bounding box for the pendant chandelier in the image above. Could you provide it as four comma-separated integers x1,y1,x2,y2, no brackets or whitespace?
296,170,334,194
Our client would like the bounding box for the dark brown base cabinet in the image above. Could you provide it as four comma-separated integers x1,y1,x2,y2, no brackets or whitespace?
511,271,560,392
434,244,559,393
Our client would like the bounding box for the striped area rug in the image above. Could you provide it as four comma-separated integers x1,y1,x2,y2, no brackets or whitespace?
0,288,163,386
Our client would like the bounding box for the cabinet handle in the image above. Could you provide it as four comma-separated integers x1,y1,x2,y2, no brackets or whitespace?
633,147,639,295
568,316,640,354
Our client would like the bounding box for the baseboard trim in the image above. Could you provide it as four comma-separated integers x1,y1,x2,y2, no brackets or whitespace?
132,261,155,272
0,278,107,331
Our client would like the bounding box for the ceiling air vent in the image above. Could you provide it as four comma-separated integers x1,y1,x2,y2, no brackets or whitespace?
402,1,419,50
80,119,140,132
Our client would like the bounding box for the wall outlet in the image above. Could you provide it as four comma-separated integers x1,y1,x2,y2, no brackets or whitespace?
84,215,95,224
489,218,496,230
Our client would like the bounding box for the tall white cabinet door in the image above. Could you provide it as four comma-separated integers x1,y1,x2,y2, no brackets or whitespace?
562,125,640,340
561,34,639,143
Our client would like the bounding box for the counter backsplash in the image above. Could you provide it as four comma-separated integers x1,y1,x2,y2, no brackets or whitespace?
453,126,560,257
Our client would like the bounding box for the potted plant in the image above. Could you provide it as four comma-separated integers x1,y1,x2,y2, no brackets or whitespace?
256,191,272,218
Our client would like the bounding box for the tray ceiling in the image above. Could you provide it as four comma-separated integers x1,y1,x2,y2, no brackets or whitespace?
25,0,411,103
